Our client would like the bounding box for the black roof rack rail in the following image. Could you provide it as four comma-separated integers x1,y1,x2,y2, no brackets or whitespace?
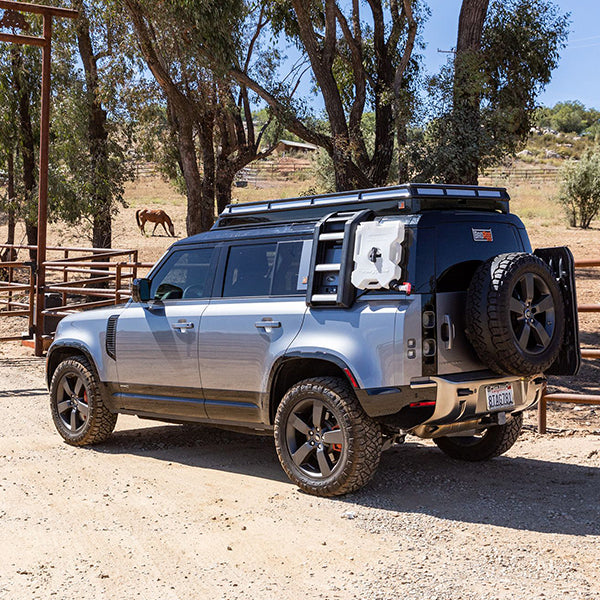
213,183,510,229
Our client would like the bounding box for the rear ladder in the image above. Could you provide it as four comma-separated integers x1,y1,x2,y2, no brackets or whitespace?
306,210,372,307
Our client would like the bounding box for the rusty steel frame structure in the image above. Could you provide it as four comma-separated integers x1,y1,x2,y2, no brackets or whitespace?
0,0,78,355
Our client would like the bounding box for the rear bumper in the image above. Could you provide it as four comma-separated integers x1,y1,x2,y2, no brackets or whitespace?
409,371,545,438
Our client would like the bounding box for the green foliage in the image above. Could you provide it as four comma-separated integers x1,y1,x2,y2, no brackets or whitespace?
535,101,600,135
559,150,600,228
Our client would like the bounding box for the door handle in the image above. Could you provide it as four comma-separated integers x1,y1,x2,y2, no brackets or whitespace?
172,321,194,332
255,320,281,329
441,314,455,350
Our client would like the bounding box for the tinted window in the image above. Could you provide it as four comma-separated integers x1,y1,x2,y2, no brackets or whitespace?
223,243,276,297
436,222,521,292
150,247,216,300
222,240,311,298
272,241,306,295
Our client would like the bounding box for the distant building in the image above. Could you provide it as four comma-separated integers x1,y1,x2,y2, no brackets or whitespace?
274,139,319,155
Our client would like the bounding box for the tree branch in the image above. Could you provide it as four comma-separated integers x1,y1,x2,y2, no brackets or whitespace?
123,0,193,116
394,0,418,95
228,66,333,153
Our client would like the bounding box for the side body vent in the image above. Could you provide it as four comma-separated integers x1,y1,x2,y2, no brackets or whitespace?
105,315,119,360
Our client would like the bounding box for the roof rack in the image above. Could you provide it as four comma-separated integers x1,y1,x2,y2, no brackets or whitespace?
214,183,510,228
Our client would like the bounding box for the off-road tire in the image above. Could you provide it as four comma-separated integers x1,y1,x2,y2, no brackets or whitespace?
434,413,523,461
274,377,382,497
466,253,564,375
50,356,117,446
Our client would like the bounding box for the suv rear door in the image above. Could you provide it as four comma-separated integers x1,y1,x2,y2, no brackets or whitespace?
433,215,526,374
113,245,218,418
198,238,311,424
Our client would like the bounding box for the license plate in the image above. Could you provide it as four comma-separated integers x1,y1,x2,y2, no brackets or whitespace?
486,383,515,411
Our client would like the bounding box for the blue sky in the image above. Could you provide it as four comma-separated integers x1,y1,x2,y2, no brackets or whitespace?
423,0,600,109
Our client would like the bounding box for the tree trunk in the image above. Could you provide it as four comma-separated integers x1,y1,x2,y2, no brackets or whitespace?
451,0,490,185
13,47,38,261
215,162,233,216
1,152,16,262
169,104,213,235
75,3,112,249
397,121,409,183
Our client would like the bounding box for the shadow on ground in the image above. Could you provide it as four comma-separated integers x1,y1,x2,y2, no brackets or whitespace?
92,422,600,537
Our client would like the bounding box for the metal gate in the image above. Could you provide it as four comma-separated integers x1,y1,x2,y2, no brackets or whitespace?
0,244,152,346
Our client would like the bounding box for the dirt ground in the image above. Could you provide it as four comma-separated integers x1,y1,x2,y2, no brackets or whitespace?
1,177,600,599
0,355,598,600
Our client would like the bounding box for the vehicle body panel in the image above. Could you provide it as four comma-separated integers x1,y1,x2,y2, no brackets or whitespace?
112,299,209,418
198,297,307,423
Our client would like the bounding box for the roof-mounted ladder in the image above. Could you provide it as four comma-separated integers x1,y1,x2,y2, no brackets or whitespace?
306,210,373,307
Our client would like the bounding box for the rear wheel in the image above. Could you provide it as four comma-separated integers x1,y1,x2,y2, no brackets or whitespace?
50,356,117,446
274,377,382,497
433,413,523,461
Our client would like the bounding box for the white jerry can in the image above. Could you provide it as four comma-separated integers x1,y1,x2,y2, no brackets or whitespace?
351,219,405,289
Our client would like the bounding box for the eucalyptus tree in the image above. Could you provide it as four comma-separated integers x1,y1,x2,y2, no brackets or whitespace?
124,0,280,234
0,41,42,259
0,73,17,261
0,2,136,253
183,0,423,191
50,0,136,248
421,0,569,184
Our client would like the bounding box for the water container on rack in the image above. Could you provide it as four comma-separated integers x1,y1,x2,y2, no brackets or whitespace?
351,219,405,289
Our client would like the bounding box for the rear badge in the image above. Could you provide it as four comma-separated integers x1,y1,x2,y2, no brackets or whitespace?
472,228,493,242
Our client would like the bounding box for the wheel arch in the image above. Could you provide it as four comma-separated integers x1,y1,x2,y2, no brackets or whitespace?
268,353,357,425
46,341,100,388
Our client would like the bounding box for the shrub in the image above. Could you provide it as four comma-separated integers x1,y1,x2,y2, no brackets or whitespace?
558,150,600,228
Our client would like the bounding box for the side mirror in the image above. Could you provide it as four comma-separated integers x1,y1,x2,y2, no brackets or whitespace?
132,278,151,303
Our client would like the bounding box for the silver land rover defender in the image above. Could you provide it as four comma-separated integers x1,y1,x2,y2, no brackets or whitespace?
46,184,580,496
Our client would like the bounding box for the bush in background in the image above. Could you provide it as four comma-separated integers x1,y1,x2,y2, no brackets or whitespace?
559,150,600,228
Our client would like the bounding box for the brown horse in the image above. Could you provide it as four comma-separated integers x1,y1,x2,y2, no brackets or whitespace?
136,208,175,237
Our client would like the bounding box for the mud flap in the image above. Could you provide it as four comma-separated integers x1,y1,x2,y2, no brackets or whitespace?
534,246,581,376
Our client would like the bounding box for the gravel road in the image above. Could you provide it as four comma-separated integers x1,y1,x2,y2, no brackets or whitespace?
0,350,599,600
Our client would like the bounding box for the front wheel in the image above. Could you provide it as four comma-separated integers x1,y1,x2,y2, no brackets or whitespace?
274,377,382,497
50,356,117,446
433,413,523,461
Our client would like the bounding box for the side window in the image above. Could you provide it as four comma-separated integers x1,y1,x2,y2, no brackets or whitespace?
223,243,276,297
150,247,216,300
272,241,309,295
222,240,312,298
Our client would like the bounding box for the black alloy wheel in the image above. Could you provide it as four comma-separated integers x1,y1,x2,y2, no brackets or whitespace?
466,253,565,375
50,356,117,445
509,272,556,354
285,397,345,479
434,413,523,461
55,370,90,434
274,377,382,497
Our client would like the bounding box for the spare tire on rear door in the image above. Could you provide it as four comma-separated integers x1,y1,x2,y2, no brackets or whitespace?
466,252,564,376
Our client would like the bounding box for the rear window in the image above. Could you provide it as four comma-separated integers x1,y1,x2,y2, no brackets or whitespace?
436,221,522,292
